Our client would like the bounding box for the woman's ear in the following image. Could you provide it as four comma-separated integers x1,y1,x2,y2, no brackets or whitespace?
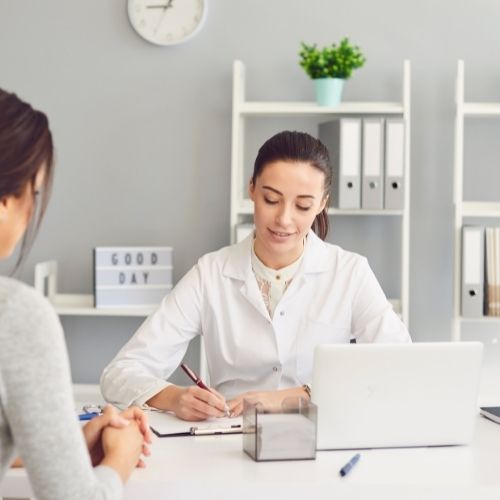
317,195,329,214
248,180,256,201
0,196,9,221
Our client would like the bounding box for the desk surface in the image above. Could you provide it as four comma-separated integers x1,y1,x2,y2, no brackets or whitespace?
3,386,500,500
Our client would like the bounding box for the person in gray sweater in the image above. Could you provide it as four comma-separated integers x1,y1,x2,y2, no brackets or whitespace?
0,88,152,499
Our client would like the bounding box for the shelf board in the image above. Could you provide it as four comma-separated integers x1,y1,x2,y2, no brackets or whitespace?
463,103,500,117
237,199,403,216
460,316,500,323
460,202,500,218
238,101,404,116
50,293,155,317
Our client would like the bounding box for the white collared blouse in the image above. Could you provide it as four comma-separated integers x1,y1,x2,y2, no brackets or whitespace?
100,231,411,406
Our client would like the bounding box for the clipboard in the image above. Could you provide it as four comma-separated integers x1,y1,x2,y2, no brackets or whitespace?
147,410,243,438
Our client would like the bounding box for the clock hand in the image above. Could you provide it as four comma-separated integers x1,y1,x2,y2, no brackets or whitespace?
147,0,173,9
153,0,174,34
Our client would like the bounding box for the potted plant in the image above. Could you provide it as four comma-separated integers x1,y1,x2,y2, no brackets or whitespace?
299,38,366,106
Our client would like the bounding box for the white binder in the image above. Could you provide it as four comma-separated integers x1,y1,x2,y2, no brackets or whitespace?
319,119,361,209
461,226,484,318
384,118,405,209
361,118,384,209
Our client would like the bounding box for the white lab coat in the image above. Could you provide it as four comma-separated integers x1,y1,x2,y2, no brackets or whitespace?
101,231,411,406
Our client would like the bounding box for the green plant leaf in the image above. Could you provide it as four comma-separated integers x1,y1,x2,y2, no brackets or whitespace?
298,37,366,80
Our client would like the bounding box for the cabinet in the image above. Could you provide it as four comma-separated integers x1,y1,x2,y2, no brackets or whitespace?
229,60,411,325
452,60,500,340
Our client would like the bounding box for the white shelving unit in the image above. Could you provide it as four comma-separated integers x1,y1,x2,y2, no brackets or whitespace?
35,261,154,317
452,60,500,340
230,60,411,325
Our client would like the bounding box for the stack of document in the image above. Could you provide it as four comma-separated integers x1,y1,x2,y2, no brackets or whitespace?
461,226,500,317
485,227,500,316
318,117,405,210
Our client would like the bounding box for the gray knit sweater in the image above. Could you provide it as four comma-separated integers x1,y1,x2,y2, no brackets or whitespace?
0,277,123,499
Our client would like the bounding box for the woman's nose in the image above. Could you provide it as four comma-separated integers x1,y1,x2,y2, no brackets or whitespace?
275,204,292,226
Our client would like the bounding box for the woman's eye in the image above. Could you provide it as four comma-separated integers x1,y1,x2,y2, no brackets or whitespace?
264,197,278,205
297,205,312,211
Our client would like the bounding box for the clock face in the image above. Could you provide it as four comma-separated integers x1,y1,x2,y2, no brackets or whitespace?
128,0,207,46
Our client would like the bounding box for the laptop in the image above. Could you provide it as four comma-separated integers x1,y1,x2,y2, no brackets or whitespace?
311,342,483,450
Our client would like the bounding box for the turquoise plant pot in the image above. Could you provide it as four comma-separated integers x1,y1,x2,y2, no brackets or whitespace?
314,78,345,106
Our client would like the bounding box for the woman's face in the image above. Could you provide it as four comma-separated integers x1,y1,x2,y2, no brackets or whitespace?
0,168,44,259
249,160,327,269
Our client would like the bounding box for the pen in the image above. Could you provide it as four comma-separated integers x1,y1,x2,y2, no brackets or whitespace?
180,363,210,390
180,363,231,417
78,412,100,421
339,453,361,477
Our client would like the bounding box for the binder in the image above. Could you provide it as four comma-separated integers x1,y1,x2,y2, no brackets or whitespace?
361,118,384,209
319,118,361,209
384,118,405,209
496,228,500,316
461,226,484,318
487,227,500,317
485,227,494,316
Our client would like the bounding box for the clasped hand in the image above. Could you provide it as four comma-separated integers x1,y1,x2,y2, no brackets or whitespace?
83,405,152,468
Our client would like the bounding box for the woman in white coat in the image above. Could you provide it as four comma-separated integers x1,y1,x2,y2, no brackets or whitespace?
101,131,411,421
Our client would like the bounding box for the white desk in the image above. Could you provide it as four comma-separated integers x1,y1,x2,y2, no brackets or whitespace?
3,387,500,500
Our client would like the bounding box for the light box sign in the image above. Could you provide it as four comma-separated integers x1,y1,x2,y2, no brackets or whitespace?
94,247,173,308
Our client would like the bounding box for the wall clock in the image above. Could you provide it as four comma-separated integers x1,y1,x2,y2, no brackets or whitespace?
128,0,207,46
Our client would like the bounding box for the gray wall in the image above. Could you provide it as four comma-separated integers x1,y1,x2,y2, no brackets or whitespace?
1,0,499,382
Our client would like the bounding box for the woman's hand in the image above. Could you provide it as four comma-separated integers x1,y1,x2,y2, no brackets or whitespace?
118,406,153,466
147,384,227,421
228,387,309,417
100,419,145,483
83,405,151,467
171,385,228,421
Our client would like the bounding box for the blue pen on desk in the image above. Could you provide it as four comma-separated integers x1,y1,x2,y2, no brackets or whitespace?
78,412,100,421
339,453,361,477
78,404,103,421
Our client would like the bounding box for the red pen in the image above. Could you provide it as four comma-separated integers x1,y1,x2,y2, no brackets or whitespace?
180,363,230,417
180,363,209,390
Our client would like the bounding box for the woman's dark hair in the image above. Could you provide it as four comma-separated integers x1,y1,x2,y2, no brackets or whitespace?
251,130,332,240
0,88,54,268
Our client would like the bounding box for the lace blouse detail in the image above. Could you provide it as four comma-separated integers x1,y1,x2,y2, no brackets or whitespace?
251,244,304,318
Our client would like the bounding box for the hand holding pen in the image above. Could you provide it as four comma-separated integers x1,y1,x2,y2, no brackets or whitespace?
178,363,231,420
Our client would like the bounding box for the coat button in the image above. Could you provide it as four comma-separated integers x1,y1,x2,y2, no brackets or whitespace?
279,310,285,316
272,366,279,372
